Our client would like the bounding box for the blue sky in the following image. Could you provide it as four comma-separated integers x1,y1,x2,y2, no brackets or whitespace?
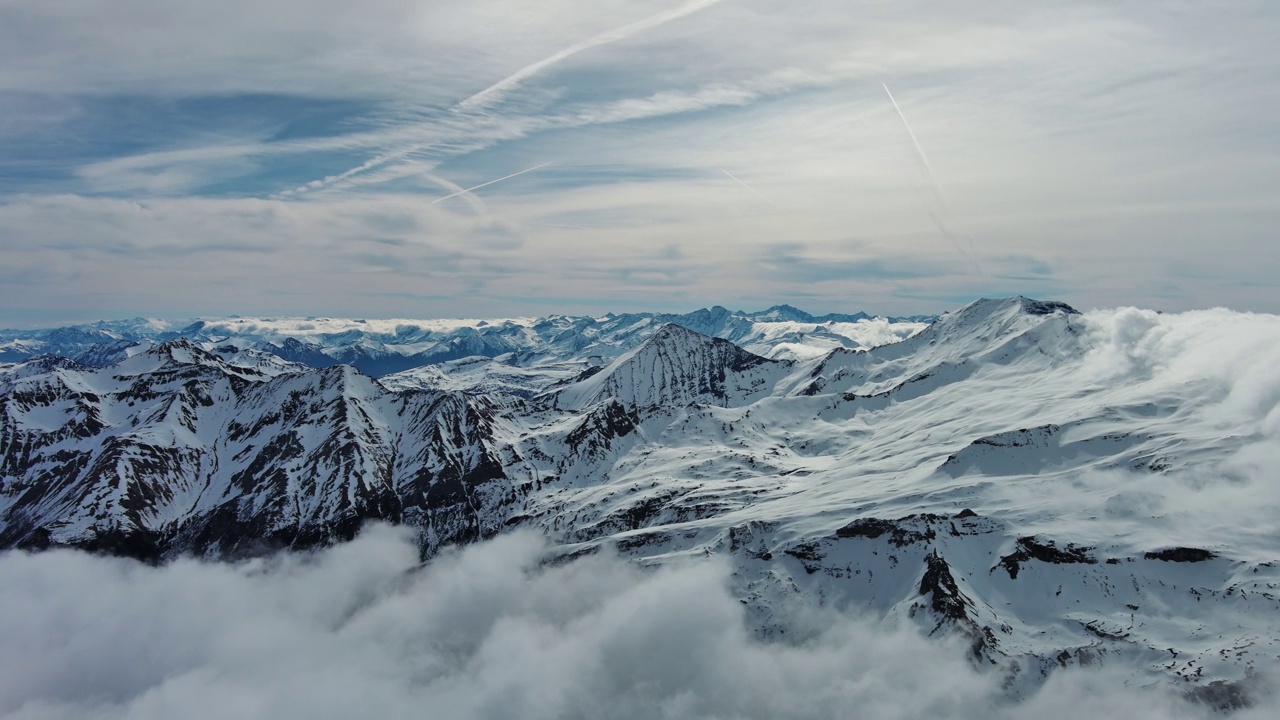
1,0,1278,325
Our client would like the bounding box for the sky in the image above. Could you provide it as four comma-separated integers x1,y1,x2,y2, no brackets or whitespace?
1,0,1278,325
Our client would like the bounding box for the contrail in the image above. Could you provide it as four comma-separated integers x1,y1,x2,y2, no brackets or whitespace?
276,145,430,198
882,82,983,276
882,82,940,198
459,0,728,112
424,172,489,215
288,0,724,196
286,0,727,196
428,162,553,207
720,169,773,207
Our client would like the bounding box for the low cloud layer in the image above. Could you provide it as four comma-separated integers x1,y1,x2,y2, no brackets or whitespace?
1,527,1273,720
975,307,1280,555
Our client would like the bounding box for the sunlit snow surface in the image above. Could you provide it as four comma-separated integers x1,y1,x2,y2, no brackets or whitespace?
3,298,1280,709
498,300,1280,693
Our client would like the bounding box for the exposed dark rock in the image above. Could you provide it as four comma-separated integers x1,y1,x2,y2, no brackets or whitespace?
565,399,638,452
1185,676,1256,711
75,527,167,564
784,541,825,574
998,536,1096,579
920,551,969,623
1019,298,1079,316
615,491,682,532
11,526,51,552
541,544,601,567
973,425,1059,448
726,521,779,553
1081,620,1129,642
835,517,896,539
613,531,671,552
919,551,992,660
835,514,942,547
1145,547,1217,562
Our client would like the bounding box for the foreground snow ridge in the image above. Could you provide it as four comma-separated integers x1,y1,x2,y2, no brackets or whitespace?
3,296,1280,707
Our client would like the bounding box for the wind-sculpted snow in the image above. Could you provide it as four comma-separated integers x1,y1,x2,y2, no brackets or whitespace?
3,297,1280,703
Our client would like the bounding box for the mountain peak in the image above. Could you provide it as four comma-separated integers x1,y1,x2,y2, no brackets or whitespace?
131,338,226,371
642,324,767,370
1014,296,1078,316
877,296,1081,366
746,304,814,322
553,323,782,411
148,337,196,357
943,296,1077,327
648,322,703,342
965,296,1077,316
11,354,84,375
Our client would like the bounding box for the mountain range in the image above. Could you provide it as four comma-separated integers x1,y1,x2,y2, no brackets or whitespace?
2,296,1276,707
0,305,933,377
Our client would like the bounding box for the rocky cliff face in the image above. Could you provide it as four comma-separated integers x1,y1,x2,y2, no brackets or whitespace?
0,341,515,559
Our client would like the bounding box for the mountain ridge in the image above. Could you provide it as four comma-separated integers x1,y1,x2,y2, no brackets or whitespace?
0,305,934,376
2,296,1277,699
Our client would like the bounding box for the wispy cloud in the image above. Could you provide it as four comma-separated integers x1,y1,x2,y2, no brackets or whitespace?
288,0,731,195
2,1,1279,318
457,0,730,112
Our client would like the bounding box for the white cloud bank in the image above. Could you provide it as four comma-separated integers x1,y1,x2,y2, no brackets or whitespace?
0,527,1273,720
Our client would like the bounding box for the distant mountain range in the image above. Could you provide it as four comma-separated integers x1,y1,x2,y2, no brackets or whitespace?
0,305,934,377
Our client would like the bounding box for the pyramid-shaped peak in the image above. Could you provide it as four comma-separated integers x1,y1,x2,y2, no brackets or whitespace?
750,304,815,322
553,324,783,411
149,337,203,357
641,324,765,368
132,338,226,369
649,322,703,341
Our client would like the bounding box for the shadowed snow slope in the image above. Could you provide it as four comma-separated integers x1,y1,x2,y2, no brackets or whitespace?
3,296,1280,702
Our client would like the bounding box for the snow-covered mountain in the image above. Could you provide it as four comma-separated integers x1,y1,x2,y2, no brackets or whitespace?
0,306,932,377
3,296,1278,705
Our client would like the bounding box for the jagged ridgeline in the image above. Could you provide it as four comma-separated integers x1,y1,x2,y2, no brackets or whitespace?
2,297,1277,702
0,303,930,557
